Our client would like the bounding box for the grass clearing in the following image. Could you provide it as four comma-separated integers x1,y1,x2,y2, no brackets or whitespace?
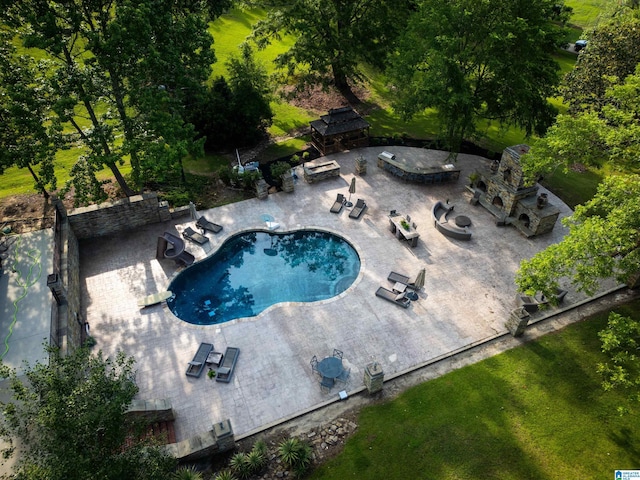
565,0,616,30
309,300,640,480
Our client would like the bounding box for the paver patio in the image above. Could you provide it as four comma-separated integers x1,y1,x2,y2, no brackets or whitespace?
80,146,594,442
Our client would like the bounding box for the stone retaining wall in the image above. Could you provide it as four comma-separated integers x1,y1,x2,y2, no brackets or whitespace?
68,192,171,240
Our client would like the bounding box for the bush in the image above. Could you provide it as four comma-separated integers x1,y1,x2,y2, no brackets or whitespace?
172,466,204,480
270,161,292,179
278,437,312,478
229,453,251,479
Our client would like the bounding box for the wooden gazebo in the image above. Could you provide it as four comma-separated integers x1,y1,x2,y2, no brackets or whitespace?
310,106,370,156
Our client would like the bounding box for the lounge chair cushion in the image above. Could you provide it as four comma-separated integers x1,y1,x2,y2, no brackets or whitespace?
395,292,406,301
182,226,209,245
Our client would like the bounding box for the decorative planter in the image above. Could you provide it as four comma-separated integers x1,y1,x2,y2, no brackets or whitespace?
536,193,548,209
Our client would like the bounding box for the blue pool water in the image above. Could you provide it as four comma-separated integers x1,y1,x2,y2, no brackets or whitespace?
167,230,360,325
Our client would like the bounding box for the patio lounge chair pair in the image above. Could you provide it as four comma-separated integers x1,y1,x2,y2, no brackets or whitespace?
375,286,411,308
186,342,214,377
348,199,367,219
330,193,345,213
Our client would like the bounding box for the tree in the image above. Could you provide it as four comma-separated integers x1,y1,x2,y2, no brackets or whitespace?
389,0,566,154
597,311,640,412
187,45,273,151
250,0,414,100
517,64,640,298
0,34,63,200
516,174,640,297
562,10,640,114
0,346,176,480
0,0,229,204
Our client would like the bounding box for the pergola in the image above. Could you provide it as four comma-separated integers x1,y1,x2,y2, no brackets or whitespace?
310,106,370,156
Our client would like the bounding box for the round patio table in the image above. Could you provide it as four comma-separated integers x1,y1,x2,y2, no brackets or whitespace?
318,356,343,379
455,215,471,227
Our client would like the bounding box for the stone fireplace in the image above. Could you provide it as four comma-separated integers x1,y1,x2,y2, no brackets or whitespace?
470,144,559,237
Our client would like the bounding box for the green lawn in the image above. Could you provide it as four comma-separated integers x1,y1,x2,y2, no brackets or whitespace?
309,300,640,480
565,0,617,30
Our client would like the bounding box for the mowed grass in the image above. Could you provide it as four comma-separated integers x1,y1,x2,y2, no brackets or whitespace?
309,300,640,480
565,0,617,30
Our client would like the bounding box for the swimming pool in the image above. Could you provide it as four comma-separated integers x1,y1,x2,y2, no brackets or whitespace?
167,229,360,325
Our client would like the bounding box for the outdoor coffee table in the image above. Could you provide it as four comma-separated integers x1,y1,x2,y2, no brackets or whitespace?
455,215,471,227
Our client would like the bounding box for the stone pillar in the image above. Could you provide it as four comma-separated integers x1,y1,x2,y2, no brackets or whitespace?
158,200,171,222
212,419,234,452
355,156,367,175
255,179,269,199
505,307,530,337
47,273,67,305
281,174,295,193
364,362,384,394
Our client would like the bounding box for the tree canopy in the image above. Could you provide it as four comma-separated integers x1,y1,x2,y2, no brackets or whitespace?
562,10,640,114
0,346,176,480
0,34,63,199
0,0,230,205
250,0,414,99
517,68,640,297
389,0,567,154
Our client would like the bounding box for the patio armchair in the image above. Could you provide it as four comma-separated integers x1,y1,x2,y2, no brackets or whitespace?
333,349,343,359
320,376,335,393
335,367,351,386
310,355,320,375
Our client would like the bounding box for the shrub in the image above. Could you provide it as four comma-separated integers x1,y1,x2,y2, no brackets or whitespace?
172,466,204,480
246,449,266,473
270,161,292,179
213,470,237,480
229,453,251,479
278,437,312,477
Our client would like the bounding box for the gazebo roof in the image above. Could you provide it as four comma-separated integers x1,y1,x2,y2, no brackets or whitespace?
310,106,370,136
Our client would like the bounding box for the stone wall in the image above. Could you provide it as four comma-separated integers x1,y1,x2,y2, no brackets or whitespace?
68,192,171,240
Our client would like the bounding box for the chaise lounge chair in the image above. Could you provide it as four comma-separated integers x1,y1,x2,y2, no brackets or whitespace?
387,271,419,290
182,226,209,245
216,347,240,383
196,216,222,234
186,342,214,377
348,198,367,219
375,286,411,308
330,193,345,213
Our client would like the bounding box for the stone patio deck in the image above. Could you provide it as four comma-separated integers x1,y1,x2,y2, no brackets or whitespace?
79,146,596,442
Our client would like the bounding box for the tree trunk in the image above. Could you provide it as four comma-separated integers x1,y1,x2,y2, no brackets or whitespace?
26,163,49,199
62,45,136,198
331,64,360,105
